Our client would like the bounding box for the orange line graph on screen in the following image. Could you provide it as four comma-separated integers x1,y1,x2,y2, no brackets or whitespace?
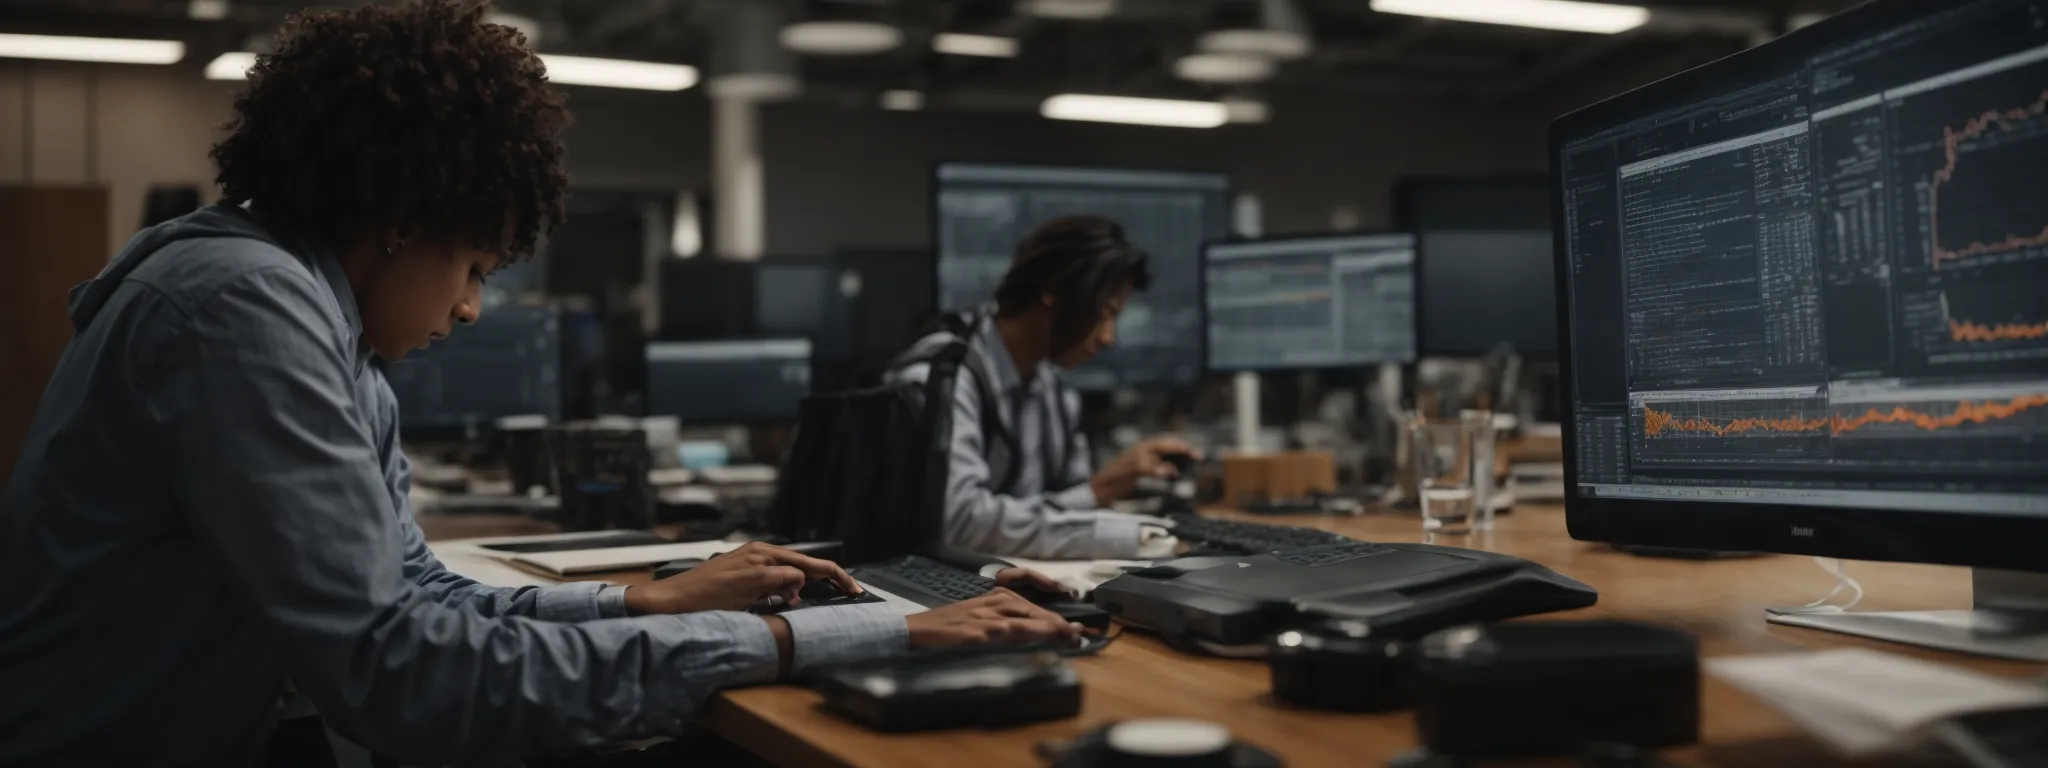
1641,394,2048,437
1941,291,2048,343
1929,89,2048,271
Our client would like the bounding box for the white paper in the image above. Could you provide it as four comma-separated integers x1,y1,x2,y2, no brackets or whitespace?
1708,648,2048,756
999,556,1153,595
510,540,747,575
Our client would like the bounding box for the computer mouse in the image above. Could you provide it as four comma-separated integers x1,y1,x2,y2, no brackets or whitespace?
1007,582,1077,606
798,578,850,604
1163,451,1196,476
1047,601,1112,633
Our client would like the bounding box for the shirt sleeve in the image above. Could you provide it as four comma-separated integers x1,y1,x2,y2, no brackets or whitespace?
153,267,903,765
938,369,1148,559
364,370,628,622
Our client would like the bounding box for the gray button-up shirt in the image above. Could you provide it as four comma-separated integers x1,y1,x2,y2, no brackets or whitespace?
890,308,1154,559
0,205,905,766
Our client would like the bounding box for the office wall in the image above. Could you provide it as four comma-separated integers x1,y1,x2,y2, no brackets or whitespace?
760,95,1551,254
0,59,1550,260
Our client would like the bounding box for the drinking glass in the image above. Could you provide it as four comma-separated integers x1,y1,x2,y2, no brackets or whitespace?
1407,409,1498,534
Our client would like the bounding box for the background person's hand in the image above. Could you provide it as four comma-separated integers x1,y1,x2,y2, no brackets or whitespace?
623,541,861,615
905,589,1084,649
1089,436,1199,506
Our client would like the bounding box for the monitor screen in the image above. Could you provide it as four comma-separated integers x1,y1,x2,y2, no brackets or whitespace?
386,305,562,432
754,259,851,360
644,338,812,425
1555,0,2048,527
934,163,1231,390
1400,177,1559,356
1204,233,1417,370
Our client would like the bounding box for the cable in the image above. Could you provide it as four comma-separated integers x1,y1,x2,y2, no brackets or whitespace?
1766,556,1865,616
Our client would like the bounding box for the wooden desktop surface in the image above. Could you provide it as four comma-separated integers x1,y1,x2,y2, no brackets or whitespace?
420,506,2042,768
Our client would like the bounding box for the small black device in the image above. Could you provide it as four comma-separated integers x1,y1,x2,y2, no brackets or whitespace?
1410,621,1698,760
752,580,888,614
1268,620,1412,713
1093,541,1597,651
651,558,703,580
1042,719,1284,768
811,651,1081,732
1165,514,1353,555
478,529,667,554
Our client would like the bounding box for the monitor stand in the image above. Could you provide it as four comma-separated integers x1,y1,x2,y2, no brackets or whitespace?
1765,569,2048,661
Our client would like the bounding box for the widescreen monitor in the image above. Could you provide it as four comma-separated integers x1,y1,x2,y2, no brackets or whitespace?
386,305,562,435
1554,0,2048,657
934,162,1231,390
1204,233,1417,371
644,338,812,426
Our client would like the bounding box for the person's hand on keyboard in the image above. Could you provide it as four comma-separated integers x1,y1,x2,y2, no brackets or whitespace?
905,589,1084,650
1088,437,1201,505
624,541,862,614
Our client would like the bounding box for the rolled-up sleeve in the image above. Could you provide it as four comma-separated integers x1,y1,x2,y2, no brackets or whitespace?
152,267,868,764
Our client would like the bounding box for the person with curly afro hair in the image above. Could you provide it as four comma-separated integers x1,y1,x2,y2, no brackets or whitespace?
0,1,1080,764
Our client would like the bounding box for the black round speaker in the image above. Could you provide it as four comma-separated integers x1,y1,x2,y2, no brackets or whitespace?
1268,619,1414,713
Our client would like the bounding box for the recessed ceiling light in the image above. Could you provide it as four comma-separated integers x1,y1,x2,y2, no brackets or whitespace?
1174,52,1275,84
0,33,184,65
1041,94,1229,128
1369,0,1650,34
1021,0,1116,20
780,20,902,55
708,72,802,100
881,89,924,110
932,33,1018,58
205,51,255,80
1222,97,1269,124
1197,29,1311,60
188,0,228,21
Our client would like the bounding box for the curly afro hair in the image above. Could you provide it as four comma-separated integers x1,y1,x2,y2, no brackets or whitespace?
211,0,570,261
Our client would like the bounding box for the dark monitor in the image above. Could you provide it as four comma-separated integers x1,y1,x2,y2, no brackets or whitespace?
836,248,937,361
1204,233,1417,371
1554,0,2048,657
1398,176,1558,356
386,305,563,435
659,259,756,339
754,258,852,360
934,162,1231,390
644,338,812,426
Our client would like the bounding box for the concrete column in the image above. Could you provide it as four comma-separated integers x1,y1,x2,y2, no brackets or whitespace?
712,96,764,259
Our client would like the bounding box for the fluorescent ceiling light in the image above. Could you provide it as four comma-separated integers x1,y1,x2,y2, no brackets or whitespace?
205,51,255,80
188,0,228,21
707,72,801,100
1021,0,1116,20
780,20,902,55
1174,52,1275,84
1370,0,1649,34
1222,97,1270,124
541,54,697,91
0,33,184,65
880,89,924,111
932,32,1018,58
1041,94,1228,128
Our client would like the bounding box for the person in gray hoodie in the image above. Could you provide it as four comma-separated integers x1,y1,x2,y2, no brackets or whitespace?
0,2,1074,765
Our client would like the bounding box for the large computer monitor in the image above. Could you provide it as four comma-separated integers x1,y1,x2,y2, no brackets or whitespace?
644,338,812,426
754,258,853,361
1397,176,1558,357
1204,233,1417,371
933,162,1232,390
386,305,563,435
1554,0,2048,658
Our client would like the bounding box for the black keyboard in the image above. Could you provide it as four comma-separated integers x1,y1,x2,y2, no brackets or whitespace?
855,555,995,604
1167,514,1354,555
1272,541,1393,567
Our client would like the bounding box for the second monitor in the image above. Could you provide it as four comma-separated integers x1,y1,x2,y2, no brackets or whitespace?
1205,233,1418,370
645,338,813,426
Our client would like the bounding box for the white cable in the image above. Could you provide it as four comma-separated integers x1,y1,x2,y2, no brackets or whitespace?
1769,556,1865,615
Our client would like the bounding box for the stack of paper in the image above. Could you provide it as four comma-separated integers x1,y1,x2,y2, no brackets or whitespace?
1709,648,2048,757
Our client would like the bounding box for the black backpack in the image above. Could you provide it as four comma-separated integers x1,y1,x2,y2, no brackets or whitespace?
764,321,971,563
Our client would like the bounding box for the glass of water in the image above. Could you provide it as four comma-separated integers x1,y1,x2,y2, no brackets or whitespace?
1407,410,1498,535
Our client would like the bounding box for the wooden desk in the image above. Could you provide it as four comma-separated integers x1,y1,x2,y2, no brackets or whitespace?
422,507,2043,767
